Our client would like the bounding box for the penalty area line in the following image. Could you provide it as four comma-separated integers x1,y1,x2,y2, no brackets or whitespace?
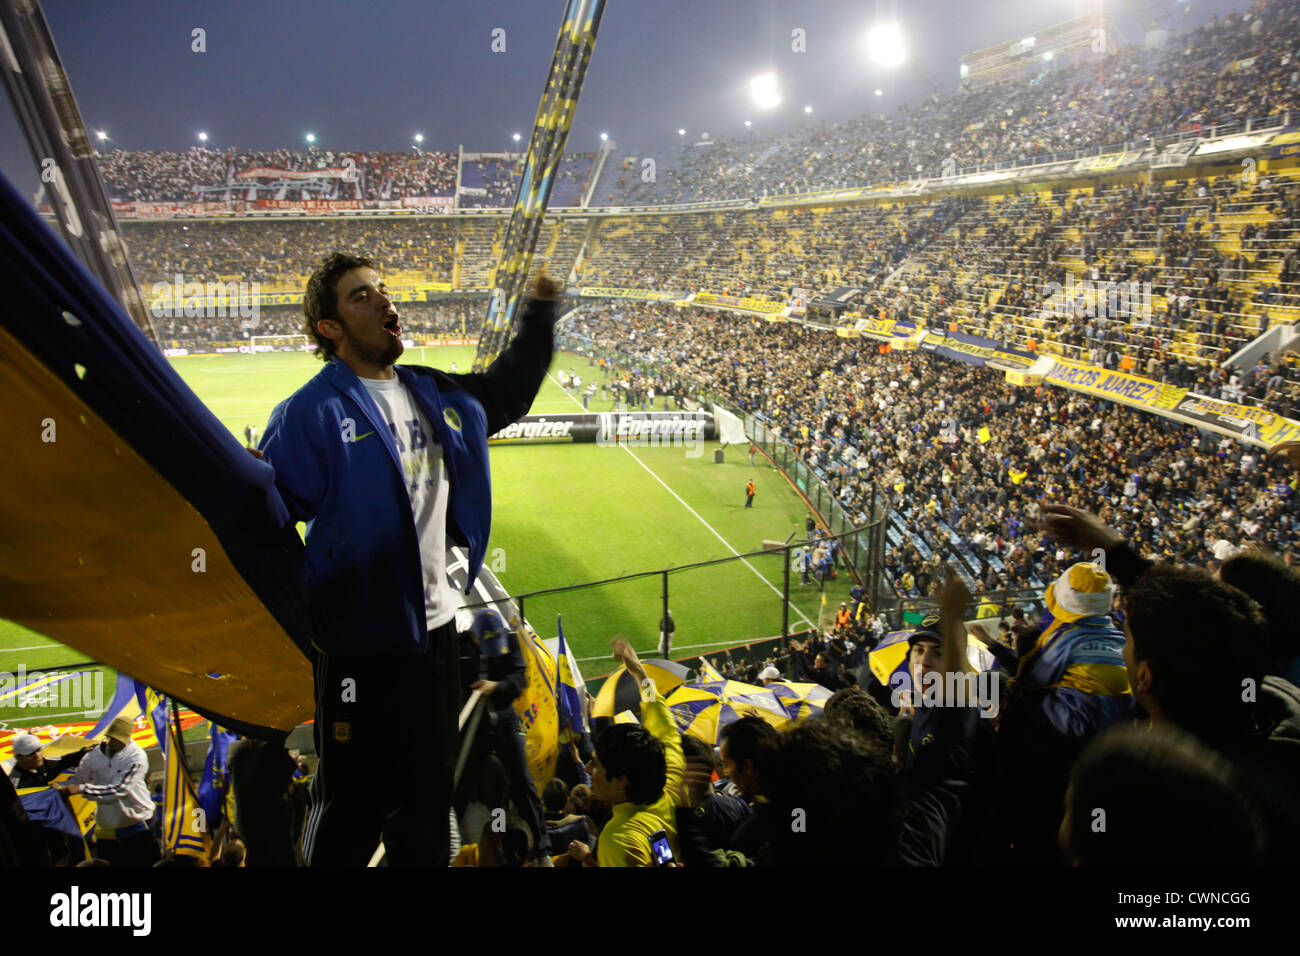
545,371,816,632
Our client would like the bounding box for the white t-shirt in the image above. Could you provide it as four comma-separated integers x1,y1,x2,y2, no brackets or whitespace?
360,376,460,631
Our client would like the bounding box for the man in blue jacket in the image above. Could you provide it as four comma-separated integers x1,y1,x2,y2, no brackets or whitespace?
259,252,556,866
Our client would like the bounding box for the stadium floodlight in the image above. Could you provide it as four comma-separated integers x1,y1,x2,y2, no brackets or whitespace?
197,131,208,143
678,128,686,136
749,72,781,110
600,132,608,141
1043,51,1054,61
414,133,424,143
804,105,813,114
866,23,906,68
875,89,883,96
95,130,107,141
744,120,752,128
305,132,316,144
513,132,521,142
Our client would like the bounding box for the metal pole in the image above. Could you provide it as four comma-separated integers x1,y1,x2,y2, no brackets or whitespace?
661,570,670,658
782,543,791,642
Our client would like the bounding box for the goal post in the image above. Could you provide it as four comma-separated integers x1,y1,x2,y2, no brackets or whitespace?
248,334,313,354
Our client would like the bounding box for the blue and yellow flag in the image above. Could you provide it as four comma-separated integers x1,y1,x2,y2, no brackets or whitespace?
144,687,211,862
197,722,237,833
556,615,585,738
17,785,82,839
514,623,559,788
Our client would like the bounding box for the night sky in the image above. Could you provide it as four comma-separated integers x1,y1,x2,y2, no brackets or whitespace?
0,0,1244,201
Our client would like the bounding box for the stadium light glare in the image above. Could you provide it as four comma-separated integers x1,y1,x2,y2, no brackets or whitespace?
804,105,813,114
95,130,107,141
866,23,906,68
678,128,686,136
197,131,208,143
305,132,316,144
1043,51,1054,61
744,120,752,128
875,89,883,96
414,133,424,143
749,72,781,110
599,132,608,141
512,132,521,142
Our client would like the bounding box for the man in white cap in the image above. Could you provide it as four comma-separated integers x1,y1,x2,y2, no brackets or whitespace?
994,560,1134,865
7,734,90,790
758,665,782,686
53,717,158,866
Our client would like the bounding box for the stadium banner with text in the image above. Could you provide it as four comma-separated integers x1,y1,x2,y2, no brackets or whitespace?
236,166,353,180
576,286,680,300
1043,358,1183,411
1170,394,1300,446
694,292,786,315
1072,148,1150,173
254,199,361,212
489,411,715,445
1269,127,1300,159
918,329,1038,369
401,196,455,212
758,186,877,205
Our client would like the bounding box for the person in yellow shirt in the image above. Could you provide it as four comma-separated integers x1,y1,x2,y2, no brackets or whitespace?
586,638,687,867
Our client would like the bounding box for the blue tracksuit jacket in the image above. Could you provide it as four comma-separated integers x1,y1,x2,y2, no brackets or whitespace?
260,298,555,655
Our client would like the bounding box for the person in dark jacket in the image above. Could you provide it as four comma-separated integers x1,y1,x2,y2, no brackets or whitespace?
459,609,551,865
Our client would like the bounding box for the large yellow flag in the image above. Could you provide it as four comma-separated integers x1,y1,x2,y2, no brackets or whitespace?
145,687,212,862
512,623,559,788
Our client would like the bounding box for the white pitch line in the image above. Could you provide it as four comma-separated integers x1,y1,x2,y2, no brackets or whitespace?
544,372,816,631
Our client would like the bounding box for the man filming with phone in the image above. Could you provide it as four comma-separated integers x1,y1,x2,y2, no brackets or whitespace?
576,638,687,866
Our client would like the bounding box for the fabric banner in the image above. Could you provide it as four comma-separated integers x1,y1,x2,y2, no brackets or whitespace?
236,167,352,181
1043,358,1183,411
694,292,786,315
918,329,1037,370
576,286,679,300
1171,394,1300,446
401,196,455,212
254,199,361,211
0,163,317,736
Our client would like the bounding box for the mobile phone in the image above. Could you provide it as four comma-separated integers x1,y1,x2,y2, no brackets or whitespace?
649,829,674,866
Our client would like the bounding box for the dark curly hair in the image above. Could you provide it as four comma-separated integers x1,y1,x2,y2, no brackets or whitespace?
594,724,666,806
302,252,375,361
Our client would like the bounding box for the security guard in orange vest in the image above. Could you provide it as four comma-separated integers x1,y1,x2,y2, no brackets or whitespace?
745,480,756,509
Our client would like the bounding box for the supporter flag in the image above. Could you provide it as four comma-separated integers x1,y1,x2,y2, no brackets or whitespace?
698,658,725,682
196,722,237,834
978,426,992,443
16,785,82,839
0,161,320,736
514,622,560,787
144,686,212,862
555,615,585,738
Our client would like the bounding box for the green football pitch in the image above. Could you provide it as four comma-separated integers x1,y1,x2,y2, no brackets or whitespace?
0,346,855,729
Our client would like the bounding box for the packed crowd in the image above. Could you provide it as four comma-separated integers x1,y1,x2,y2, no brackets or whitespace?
153,300,485,348
568,304,1300,601
97,147,458,202
604,0,1300,205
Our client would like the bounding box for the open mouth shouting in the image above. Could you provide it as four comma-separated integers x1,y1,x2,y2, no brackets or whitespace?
384,314,402,337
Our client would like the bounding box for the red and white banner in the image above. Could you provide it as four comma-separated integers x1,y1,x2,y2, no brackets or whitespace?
236,166,352,180
255,199,361,211
402,196,455,212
